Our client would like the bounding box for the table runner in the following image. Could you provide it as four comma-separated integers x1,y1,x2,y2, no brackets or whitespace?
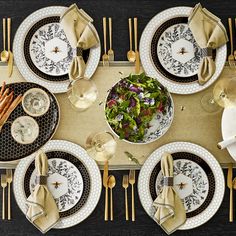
0,63,234,169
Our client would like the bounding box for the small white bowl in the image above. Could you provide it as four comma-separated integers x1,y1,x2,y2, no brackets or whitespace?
11,116,39,144
22,88,50,117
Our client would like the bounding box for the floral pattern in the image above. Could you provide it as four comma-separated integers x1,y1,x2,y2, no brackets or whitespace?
30,158,83,212
157,23,202,77
30,22,73,76
156,159,209,213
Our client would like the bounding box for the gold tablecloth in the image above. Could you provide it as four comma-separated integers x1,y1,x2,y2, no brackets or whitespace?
0,63,234,169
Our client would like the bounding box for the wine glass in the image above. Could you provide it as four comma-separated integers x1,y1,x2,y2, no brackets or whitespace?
201,78,236,112
67,78,98,112
85,131,117,162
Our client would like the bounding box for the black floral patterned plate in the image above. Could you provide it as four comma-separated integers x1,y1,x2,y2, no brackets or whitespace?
151,17,216,83
23,151,90,218
24,16,90,82
0,82,60,162
149,152,215,218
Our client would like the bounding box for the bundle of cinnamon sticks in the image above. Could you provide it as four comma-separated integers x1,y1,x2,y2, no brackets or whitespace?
0,82,22,131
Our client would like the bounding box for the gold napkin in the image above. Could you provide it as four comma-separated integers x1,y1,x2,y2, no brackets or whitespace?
60,4,99,80
153,153,186,235
26,151,59,234
188,3,228,85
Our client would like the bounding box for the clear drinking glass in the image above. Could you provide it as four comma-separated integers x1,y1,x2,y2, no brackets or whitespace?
67,79,98,112
201,78,236,112
85,131,117,162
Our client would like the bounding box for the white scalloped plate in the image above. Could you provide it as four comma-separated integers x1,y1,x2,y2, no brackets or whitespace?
13,140,102,229
138,142,225,230
13,6,101,94
221,107,236,161
140,7,227,94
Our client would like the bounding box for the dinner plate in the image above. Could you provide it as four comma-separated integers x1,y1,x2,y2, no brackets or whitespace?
13,6,101,93
138,142,224,230
14,140,102,229
221,107,236,161
140,7,227,94
0,82,60,162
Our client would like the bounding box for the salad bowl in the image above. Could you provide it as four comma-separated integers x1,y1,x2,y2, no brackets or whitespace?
105,73,174,144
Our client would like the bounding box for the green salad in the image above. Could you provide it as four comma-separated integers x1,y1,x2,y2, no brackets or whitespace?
105,73,169,143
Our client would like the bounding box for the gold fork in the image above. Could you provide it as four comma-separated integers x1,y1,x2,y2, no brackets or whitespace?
108,17,114,61
1,174,7,220
228,18,235,67
122,175,129,221
102,17,109,66
129,169,136,221
6,169,12,220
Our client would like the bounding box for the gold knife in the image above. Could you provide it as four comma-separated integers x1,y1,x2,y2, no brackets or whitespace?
134,17,140,74
103,160,109,221
7,18,13,78
227,163,233,222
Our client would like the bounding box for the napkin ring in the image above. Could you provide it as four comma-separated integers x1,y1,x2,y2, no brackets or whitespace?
36,175,47,185
163,177,173,186
76,47,83,57
202,47,213,57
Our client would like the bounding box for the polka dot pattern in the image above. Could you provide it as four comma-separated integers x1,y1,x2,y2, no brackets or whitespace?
0,82,60,162
13,140,102,229
137,142,225,230
139,7,227,94
13,6,101,94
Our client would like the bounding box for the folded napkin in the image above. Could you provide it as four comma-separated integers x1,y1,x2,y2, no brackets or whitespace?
188,3,228,85
60,4,99,80
26,151,59,234
153,153,186,235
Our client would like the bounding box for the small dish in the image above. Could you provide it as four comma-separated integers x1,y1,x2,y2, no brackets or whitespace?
22,88,50,117
11,116,39,144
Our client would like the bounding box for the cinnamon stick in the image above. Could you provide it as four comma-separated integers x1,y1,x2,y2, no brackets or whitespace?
0,95,22,127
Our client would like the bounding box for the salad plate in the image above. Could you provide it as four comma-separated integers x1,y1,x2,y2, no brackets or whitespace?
0,82,60,162
14,140,102,229
105,73,174,144
138,142,224,230
140,7,227,94
13,6,101,93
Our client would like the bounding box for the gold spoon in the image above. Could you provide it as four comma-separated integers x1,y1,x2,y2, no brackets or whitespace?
127,18,136,62
0,18,9,62
108,175,116,221
228,18,235,67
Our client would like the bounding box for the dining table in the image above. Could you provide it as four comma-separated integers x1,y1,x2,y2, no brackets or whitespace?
0,0,236,235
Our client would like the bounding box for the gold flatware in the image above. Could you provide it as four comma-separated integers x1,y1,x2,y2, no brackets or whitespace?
1,174,7,220
102,17,109,66
6,169,12,220
234,18,236,60
122,175,129,221
228,18,235,67
227,163,233,222
103,160,109,221
0,18,9,62
129,169,135,221
127,18,135,62
134,18,140,74
233,176,236,189
108,17,114,61
7,18,13,77
108,175,116,221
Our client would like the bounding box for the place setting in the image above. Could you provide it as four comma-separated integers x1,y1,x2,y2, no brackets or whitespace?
0,1,235,235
